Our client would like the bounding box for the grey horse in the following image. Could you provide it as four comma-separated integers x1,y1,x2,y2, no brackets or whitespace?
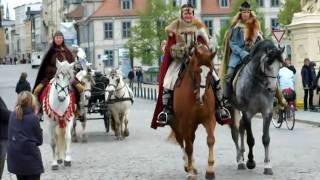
228,39,284,175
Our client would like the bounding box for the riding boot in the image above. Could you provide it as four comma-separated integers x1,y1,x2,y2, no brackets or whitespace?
157,89,173,126
33,83,45,121
211,70,232,125
223,67,235,107
275,86,287,109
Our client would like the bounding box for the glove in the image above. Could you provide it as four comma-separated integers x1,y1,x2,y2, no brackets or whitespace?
74,82,85,93
33,83,44,96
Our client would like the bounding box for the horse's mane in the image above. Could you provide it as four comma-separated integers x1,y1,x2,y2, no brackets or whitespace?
249,39,282,67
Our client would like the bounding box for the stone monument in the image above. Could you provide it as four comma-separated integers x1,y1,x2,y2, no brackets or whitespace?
287,0,320,107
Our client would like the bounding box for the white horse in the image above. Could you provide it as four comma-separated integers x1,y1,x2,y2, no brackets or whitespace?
105,69,134,140
42,60,76,170
72,68,95,143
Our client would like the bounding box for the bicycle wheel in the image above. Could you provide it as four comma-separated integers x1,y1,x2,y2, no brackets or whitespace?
272,108,283,128
285,105,295,130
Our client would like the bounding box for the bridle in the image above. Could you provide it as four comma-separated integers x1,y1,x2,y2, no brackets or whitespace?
54,72,71,97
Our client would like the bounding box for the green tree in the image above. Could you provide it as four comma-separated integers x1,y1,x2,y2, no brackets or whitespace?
278,0,301,26
125,0,179,65
216,0,266,59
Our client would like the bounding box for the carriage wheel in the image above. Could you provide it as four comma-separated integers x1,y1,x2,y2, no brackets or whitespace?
272,108,282,128
103,111,110,133
285,105,295,130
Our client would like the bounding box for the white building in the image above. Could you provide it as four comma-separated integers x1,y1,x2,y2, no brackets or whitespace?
14,2,41,60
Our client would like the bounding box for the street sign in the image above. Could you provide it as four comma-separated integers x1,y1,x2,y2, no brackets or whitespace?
272,29,285,43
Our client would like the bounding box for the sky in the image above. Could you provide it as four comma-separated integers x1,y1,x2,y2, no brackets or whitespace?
2,0,42,20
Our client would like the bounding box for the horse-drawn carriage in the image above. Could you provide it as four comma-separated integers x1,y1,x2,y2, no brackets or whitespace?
85,71,112,132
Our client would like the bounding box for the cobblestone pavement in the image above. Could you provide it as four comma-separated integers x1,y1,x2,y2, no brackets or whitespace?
1,65,320,180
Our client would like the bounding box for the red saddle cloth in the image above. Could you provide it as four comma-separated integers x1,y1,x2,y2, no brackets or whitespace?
40,83,77,128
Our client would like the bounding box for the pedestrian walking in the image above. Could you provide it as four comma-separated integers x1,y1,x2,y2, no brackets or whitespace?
7,91,44,180
136,68,143,89
301,58,315,111
14,57,17,65
15,72,31,94
0,97,11,179
127,69,135,89
316,66,320,106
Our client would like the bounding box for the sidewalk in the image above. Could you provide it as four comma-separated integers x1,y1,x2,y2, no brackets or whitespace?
293,110,320,126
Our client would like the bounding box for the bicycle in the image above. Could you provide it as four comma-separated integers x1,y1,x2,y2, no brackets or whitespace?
272,101,296,130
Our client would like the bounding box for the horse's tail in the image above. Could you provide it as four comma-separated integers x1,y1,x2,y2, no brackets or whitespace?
56,126,66,160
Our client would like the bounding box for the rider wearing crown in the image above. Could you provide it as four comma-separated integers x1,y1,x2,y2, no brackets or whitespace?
33,31,84,108
151,4,231,129
221,1,287,108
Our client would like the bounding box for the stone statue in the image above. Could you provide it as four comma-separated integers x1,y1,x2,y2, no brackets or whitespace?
301,0,320,13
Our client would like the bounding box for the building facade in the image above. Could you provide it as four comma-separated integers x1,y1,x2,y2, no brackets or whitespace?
14,2,41,61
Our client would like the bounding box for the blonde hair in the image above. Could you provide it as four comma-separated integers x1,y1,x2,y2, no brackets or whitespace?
230,11,258,28
15,91,37,120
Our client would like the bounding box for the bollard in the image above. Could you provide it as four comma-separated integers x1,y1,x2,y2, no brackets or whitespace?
147,88,150,99
154,89,157,101
143,87,146,99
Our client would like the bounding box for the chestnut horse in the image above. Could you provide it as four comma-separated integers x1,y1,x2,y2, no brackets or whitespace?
170,44,216,179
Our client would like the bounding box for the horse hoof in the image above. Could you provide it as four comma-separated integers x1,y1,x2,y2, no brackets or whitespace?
72,137,78,143
57,159,63,164
123,129,129,137
205,171,215,179
184,166,188,172
64,161,71,167
51,165,59,170
186,174,197,180
246,160,256,169
263,168,273,175
82,137,88,143
237,163,246,170
184,167,197,174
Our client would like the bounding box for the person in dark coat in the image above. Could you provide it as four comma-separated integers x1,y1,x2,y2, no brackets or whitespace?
127,69,135,88
7,91,44,180
15,72,31,94
136,69,143,89
301,58,315,110
32,31,84,100
316,66,320,106
0,97,11,179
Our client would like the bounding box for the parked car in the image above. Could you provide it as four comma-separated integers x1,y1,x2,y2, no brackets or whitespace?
31,52,43,68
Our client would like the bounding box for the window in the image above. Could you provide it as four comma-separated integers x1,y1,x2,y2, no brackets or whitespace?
220,19,229,28
271,0,280,7
188,0,196,8
271,18,279,30
122,0,132,10
104,50,114,66
104,22,113,39
122,21,131,38
256,0,264,7
219,0,229,7
204,20,213,36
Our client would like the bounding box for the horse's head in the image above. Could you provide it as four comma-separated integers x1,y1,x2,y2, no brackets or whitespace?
189,45,216,103
55,60,75,102
76,68,95,100
251,40,285,92
105,69,123,100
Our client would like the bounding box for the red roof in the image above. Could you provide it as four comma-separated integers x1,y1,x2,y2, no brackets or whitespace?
91,0,148,18
201,0,233,15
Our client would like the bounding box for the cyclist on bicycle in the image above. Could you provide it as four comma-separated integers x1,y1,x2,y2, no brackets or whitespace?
278,64,296,122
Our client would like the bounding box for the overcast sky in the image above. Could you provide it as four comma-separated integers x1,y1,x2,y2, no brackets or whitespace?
2,0,42,20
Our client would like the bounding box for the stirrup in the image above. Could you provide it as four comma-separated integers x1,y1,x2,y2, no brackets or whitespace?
157,112,169,125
